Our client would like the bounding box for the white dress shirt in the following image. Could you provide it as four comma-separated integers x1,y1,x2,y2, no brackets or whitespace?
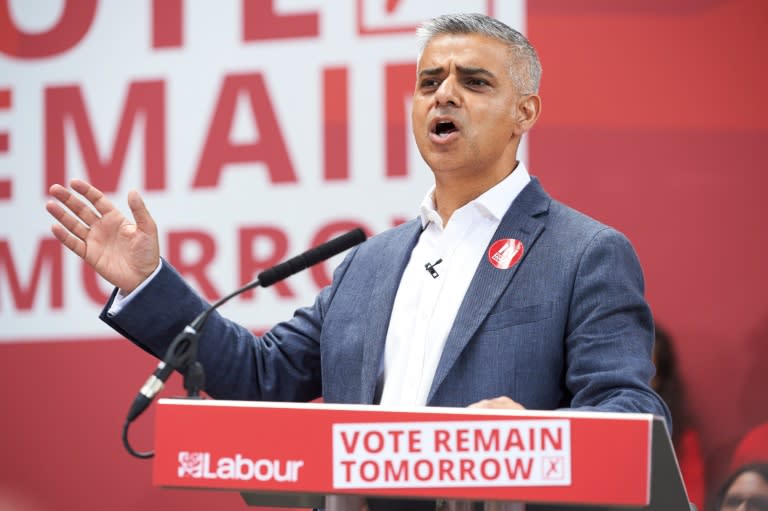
378,164,531,407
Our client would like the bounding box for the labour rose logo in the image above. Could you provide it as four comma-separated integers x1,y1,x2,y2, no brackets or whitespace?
178,451,205,478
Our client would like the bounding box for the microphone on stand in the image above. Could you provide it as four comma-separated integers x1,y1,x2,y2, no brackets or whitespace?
123,227,367,457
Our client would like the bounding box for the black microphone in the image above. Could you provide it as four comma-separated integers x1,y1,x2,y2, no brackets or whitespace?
425,258,442,278
257,228,367,287
126,227,367,424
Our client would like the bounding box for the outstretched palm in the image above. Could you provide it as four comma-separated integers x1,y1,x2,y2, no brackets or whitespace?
47,179,160,293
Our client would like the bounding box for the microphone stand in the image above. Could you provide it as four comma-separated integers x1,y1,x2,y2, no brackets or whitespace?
121,227,367,459
122,278,262,458
161,276,264,399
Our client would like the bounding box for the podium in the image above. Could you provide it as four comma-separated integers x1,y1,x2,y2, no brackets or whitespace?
153,399,691,510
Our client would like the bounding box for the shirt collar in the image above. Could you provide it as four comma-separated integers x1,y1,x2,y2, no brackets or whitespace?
418,162,532,228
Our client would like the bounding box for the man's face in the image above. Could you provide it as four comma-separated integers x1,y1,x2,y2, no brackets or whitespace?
411,33,528,181
721,471,768,511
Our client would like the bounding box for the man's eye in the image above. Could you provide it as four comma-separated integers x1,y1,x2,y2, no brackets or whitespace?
420,79,439,89
466,78,489,87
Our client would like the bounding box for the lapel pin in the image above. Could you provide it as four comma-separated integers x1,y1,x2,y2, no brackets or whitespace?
488,238,524,269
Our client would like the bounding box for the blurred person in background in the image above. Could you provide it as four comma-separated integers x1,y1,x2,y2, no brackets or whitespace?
731,423,768,475
709,463,768,511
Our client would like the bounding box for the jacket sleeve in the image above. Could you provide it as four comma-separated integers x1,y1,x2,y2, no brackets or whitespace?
100,251,356,403
563,227,672,431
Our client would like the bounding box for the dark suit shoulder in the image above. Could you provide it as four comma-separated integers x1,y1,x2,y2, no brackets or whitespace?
547,198,611,236
538,189,635,249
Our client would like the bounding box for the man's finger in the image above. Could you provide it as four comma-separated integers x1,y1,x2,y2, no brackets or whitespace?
71,179,116,218
468,396,525,410
46,200,90,241
127,190,156,235
51,224,86,259
49,183,101,227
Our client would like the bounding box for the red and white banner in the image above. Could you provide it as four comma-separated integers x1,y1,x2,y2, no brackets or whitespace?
0,1,526,342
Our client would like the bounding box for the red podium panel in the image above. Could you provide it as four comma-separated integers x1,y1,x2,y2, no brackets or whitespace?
153,400,667,507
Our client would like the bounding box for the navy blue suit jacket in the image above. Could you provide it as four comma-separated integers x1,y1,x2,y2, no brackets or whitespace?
102,178,670,428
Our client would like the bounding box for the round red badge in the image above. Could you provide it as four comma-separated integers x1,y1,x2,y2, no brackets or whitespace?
488,238,524,269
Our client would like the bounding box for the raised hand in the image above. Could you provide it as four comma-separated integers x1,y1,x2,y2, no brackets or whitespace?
46,179,160,294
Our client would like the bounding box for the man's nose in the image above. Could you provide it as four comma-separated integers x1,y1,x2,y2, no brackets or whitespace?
435,76,460,106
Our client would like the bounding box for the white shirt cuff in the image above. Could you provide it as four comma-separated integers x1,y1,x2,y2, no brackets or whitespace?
106,261,163,316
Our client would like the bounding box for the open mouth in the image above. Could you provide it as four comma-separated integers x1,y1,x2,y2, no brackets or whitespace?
433,120,458,138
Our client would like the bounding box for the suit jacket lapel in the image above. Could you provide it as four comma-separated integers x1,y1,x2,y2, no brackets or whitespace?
427,178,551,403
358,220,423,404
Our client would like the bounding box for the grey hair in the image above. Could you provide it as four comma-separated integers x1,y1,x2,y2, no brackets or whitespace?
416,13,542,94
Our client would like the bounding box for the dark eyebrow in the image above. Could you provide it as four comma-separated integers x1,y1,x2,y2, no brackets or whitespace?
417,65,496,80
418,67,444,78
456,65,496,80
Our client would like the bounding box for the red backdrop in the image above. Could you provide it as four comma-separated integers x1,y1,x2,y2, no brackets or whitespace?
528,0,768,497
1,0,767,509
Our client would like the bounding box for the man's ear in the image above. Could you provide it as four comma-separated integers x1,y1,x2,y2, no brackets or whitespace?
515,94,542,134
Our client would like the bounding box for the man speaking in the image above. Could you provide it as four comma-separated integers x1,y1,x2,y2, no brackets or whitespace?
46,12,670,510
